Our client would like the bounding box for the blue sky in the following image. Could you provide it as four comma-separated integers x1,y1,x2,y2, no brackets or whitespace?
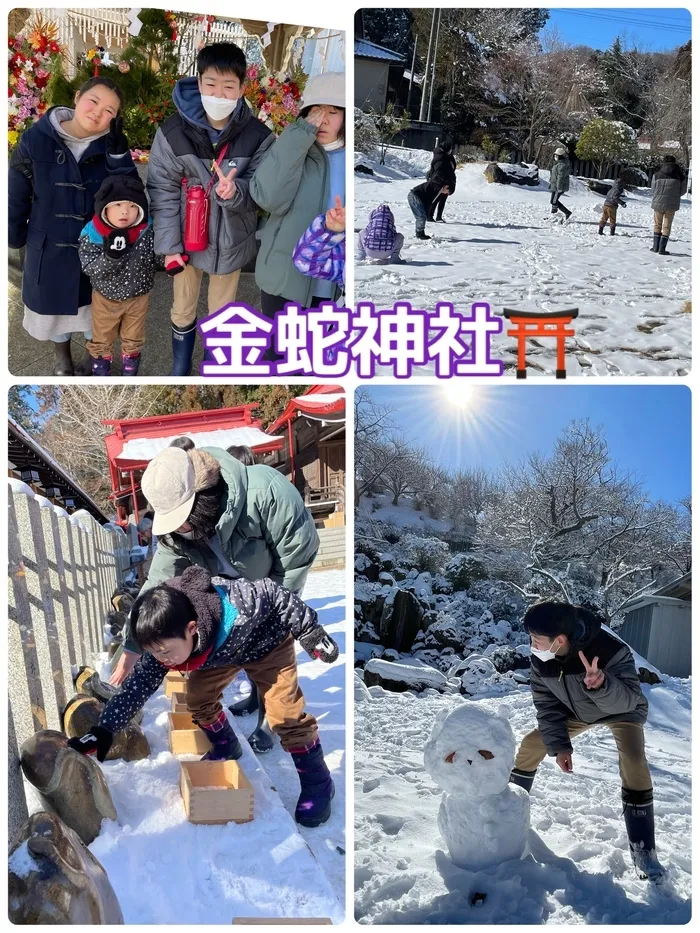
543,7,691,52
362,384,690,502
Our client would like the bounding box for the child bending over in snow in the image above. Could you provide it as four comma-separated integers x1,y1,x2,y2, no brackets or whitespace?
356,204,405,264
407,181,450,240
599,179,627,236
292,195,345,287
68,565,339,828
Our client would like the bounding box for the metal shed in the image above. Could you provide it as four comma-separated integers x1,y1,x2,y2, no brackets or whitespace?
618,574,691,677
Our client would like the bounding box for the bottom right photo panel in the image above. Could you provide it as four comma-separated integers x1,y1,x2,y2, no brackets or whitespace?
354,384,691,924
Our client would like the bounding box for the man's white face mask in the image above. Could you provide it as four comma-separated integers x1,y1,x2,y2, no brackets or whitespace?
200,94,237,121
530,637,561,662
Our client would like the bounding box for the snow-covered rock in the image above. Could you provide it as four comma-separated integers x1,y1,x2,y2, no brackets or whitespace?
364,659,448,694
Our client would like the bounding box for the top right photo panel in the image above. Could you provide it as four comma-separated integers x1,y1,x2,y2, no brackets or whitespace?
354,7,692,377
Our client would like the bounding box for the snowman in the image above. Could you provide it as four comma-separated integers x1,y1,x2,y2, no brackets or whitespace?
424,703,530,872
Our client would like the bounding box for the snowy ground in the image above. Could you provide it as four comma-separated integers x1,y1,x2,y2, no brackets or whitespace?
358,491,450,534
355,148,692,376
24,570,346,923
354,677,691,924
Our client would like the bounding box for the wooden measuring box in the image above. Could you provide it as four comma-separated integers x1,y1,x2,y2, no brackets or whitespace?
180,760,255,824
164,671,187,698
170,691,188,713
168,712,211,755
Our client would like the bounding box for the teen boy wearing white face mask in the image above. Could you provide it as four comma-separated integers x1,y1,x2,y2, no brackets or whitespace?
510,601,665,882
147,43,274,376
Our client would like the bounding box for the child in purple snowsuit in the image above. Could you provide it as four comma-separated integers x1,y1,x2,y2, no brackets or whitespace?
292,195,345,287
356,204,404,264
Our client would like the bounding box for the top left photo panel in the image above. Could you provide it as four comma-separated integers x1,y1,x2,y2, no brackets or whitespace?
8,7,346,377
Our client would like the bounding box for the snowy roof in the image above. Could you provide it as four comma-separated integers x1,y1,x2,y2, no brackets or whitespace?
355,38,405,64
116,427,283,463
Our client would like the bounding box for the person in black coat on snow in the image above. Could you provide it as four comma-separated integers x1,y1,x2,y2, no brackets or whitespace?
8,77,137,376
427,139,457,222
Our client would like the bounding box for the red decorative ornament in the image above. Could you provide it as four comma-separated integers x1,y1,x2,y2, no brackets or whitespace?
118,60,130,73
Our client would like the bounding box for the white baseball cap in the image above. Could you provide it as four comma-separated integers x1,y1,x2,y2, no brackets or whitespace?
301,72,345,110
141,447,196,537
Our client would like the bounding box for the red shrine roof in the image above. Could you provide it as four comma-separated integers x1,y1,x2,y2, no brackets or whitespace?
268,386,345,434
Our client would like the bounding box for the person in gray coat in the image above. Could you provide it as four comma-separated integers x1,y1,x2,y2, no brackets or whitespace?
549,147,572,222
510,601,664,881
251,72,345,330
147,43,274,375
650,155,687,255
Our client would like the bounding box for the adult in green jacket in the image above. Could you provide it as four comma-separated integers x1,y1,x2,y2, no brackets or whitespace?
110,445,320,684
251,71,345,321
549,146,572,221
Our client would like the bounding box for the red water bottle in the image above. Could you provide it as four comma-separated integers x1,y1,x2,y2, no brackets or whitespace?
182,182,209,253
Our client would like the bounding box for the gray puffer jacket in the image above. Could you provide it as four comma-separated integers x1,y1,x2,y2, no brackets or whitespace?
100,570,320,734
251,118,340,305
146,77,274,275
651,161,687,213
549,157,571,193
530,614,648,756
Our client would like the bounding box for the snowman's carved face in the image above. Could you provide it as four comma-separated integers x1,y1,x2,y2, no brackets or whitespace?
424,704,515,796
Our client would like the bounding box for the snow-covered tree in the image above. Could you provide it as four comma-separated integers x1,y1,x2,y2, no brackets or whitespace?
576,118,637,177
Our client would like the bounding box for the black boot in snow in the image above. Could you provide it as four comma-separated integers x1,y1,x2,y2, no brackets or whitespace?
610,226,616,236
247,689,275,753
229,688,259,717
509,768,537,793
598,226,605,235
658,235,670,255
290,738,335,827
622,790,666,881
198,711,243,761
416,230,431,240
650,232,661,252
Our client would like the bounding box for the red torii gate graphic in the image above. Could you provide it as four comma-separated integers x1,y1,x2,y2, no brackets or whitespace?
503,308,579,379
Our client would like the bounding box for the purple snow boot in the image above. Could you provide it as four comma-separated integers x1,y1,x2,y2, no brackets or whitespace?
290,738,335,828
121,352,141,376
91,356,112,376
197,711,243,761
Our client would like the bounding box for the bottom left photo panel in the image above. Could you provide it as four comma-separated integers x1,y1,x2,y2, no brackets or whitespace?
7,383,346,924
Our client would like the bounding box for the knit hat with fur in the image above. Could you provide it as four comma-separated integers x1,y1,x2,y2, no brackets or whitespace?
94,175,149,227
166,565,222,654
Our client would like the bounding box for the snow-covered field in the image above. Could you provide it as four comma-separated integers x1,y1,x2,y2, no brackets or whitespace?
24,570,346,923
355,148,692,376
354,677,691,924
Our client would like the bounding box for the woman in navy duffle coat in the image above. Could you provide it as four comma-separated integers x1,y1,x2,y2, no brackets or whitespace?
8,77,137,375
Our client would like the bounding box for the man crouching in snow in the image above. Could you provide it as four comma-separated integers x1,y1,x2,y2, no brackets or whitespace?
509,601,665,881
68,565,339,828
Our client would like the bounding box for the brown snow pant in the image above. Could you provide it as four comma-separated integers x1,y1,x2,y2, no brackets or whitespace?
184,634,318,749
87,291,149,358
514,720,652,791
600,205,618,229
653,209,676,237
170,263,241,328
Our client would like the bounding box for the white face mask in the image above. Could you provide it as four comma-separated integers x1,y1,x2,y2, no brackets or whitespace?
530,638,560,662
177,529,195,540
201,94,237,122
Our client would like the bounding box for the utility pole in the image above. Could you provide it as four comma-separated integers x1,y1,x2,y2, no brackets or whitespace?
419,9,437,122
407,34,418,116
426,8,441,123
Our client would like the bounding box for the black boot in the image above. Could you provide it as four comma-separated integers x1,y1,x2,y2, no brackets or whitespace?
171,322,196,377
247,690,275,754
416,230,431,240
622,789,665,881
290,738,335,827
229,689,259,717
52,341,74,376
650,232,661,253
658,235,670,255
509,768,536,793
197,711,243,761
598,226,605,235
610,226,616,236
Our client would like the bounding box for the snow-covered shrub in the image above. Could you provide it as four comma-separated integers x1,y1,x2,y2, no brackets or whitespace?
455,144,486,163
444,553,488,591
355,538,381,563
396,534,449,574
620,165,649,187
354,107,379,154
576,119,637,178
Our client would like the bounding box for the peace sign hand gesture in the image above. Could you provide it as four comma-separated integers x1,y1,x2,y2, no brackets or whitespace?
579,651,605,690
214,162,237,201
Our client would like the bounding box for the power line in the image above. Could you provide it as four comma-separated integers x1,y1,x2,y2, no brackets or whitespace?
550,9,691,33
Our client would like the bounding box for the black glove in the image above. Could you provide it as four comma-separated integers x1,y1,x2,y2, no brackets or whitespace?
103,228,131,261
67,726,113,763
106,116,129,156
298,626,339,664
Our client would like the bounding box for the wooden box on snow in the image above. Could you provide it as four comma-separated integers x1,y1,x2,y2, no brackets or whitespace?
168,712,211,755
164,671,187,698
180,760,254,824
170,691,188,712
